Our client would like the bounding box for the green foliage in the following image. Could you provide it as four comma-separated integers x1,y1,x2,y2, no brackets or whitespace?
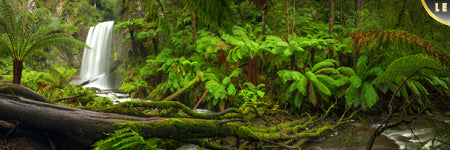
373,54,449,101
277,59,349,110
119,76,150,98
0,0,85,84
185,0,234,32
237,82,265,106
204,68,241,106
223,24,268,61
345,55,383,109
92,127,163,150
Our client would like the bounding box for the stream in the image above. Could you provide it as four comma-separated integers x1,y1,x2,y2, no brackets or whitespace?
304,114,450,150
96,91,449,150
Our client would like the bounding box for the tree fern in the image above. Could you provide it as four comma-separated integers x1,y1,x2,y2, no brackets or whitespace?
0,0,85,84
277,59,350,109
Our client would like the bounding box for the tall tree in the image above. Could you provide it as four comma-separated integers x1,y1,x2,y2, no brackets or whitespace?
329,0,335,35
0,0,84,84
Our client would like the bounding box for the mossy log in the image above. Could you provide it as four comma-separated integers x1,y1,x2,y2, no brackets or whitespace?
0,85,344,149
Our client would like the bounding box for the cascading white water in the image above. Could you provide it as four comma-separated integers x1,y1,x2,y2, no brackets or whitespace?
79,21,114,90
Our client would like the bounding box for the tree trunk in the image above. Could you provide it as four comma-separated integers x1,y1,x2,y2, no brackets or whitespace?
353,0,363,69
13,59,23,85
217,49,227,68
248,58,258,86
329,0,335,35
355,0,363,28
262,6,267,37
191,10,197,42
286,0,290,36
152,37,158,56
340,0,345,26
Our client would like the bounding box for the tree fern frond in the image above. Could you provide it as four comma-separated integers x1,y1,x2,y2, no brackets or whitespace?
305,71,331,96
316,74,337,88
412,80,429,95
0,0,17,34
349,31,450,66
337,67,356,76
356,55,369,75
362,82,378,108
311,59,338,72
406,80,420,95
431,76,449,89
315,68,340,75
277,70,305,83
349,76,362,88
365,67,384,78
374,54,444,85
205,80,226,102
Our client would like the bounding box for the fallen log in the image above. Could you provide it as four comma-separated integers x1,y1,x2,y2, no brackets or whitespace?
0,84,48,102
0,85,345,149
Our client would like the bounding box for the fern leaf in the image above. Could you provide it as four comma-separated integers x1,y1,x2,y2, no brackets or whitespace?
337,67,356,76
315,68,340,75
406,80,420,95
362,82,378,108
365,67,384,78
412,81,429,95
305,71,331,96
308,82,317,105
287,81,298,94
222,77,231,85
294,92,304,108
374,54,444,85
316,74,337,88
205,80,226,102
350,76,362,88
349,31,450,66
432,76,449,89
311,59,338,72
227,84,236,96
229,68,242,77
277,70,305,83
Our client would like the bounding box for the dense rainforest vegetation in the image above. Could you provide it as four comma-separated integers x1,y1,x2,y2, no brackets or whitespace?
0,0,449,149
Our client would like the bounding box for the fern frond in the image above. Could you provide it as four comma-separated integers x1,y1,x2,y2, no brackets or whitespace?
185,0,234,32
362,82,378,108
374,54,444,85
205,80,226,102
349,31,450,66
277,70,305,83
337,67,356,76
0,0,17,34
311,59,338,72
305,71,331,96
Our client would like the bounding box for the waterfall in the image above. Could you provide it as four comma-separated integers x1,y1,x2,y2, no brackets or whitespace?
79,21,114,90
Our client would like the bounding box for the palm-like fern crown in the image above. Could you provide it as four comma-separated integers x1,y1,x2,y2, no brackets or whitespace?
0,0,84,61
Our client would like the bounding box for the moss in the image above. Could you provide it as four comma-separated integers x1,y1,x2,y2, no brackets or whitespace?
171,118,184,127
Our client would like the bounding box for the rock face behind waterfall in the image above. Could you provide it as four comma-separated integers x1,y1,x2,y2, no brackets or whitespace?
79,21,114,90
